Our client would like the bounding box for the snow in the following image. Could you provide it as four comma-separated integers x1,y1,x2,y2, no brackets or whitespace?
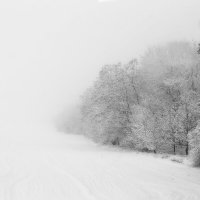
0,127,200,200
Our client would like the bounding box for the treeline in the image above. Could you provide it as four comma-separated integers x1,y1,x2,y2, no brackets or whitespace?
79,41,200,166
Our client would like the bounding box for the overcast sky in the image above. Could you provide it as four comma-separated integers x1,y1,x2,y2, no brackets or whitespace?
0,0,200,127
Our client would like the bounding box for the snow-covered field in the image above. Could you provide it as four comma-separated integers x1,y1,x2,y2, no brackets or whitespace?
0,127,200,200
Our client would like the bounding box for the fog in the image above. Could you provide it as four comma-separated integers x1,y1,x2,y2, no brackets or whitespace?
0,2,200,199
0,0,199,131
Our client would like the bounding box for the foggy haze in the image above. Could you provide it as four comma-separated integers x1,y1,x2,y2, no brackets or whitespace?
0,1,200,199
0,0,199,127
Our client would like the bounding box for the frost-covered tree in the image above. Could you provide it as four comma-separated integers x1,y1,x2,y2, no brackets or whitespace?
198,43,200,54
81,62,140,145
79,40,200,156
141,41,200,154
189,122,200,166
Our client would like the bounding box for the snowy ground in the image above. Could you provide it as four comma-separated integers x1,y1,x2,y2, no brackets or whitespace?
0,127,200,200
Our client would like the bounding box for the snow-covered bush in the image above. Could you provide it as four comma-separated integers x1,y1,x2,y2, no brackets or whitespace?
170,156,184,164
190,147,200,167
189,123,200,167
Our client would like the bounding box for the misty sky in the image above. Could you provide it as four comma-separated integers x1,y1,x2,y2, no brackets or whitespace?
0,0,200,127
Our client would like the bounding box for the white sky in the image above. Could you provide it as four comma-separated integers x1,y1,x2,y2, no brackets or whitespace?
0,0,200,127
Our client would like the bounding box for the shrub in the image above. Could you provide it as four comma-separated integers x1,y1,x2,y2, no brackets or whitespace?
190,147,200,167
189,123,200,167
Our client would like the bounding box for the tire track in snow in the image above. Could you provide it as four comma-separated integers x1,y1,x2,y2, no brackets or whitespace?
3,174,33,200
0,133,200,200
44,153,97,200
45,153,111,200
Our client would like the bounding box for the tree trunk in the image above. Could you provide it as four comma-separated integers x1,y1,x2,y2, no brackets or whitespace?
185,142,189,155
185,104,189,156
173,144,176,155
